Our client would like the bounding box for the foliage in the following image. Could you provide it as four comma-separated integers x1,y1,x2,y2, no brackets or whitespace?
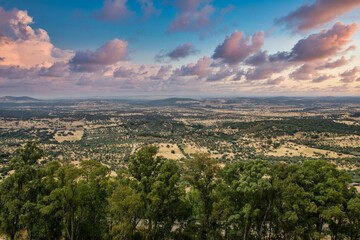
1,143,360,240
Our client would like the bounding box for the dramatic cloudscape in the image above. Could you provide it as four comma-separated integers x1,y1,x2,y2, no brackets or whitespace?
0,0,360,98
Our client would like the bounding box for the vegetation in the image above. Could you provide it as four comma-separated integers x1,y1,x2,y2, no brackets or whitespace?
1,142,360,240
1,97,360,181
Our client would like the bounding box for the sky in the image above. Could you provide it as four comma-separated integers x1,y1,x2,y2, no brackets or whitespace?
0,0,360,98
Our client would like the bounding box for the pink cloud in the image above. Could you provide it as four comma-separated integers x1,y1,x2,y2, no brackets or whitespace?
0,7,73,68
288,56,353,81
151,65,172,80
290,63,317,80
220,5,235,15
69,39,128,72
245,62,289,80
168,42,198,60
0,61,70,80
212,31,264,65
312,75,334,83
168,6,214,32
267,76,285,85
245,51,268,66
113,66,136,78
288,22,358,61
237,23,358,82
94,0,134,22
173,0,209,12
167,0,215,33
0,7,48,41
316,56,353,69
137,0,160,20
0,65,35,79
276,0,360,33
206,66,234,82
39,62,69,77
156,42,199,62
340,66,360,83
174,56,212,77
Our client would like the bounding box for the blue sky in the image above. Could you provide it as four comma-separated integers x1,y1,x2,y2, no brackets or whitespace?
1,1,302,51
0,0,359,97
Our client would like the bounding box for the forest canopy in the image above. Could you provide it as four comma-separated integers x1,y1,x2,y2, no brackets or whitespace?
0,141,360,240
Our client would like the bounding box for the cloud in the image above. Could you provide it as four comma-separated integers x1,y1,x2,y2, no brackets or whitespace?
167,42,198,60
167,0,215,33
94,0,134,22
267,76,285,85
286,56,354,83
69,39,128,72
312,75,334,83
0,7,73,68
155,42,199,62
151,65,172,80
316,56,352,69
212,31,264,65
0,7,49,41
0,65,35,79
245,62,289,80
0,61,70,80
239,22,357,82
137,0,160,20
220,5,235,15
290,63,317,80
290,56,351,81
288,22,358,61
39,62,69,77
174,56,212,77
245,51,269,66
269,22,358,63
113,66,136,78
206,66,234,82
340,66,360,83
276,0,360,33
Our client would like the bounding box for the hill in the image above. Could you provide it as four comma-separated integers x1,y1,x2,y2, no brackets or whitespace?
0,96,41,102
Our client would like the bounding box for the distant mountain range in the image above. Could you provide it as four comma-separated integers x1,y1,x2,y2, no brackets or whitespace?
0,96,41,102
1,96,360,106
146,97,198,106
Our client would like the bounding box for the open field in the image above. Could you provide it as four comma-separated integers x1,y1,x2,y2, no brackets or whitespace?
1,96,360,181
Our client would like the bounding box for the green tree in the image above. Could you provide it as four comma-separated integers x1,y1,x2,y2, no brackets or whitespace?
0,141,43,240
77,161,109,240
42,160,109,240
268,162,312,239
127,145,188,240
346,196,360,240
184,153,220,240
298,160,353,240
220,160,272,240
109,184,142,239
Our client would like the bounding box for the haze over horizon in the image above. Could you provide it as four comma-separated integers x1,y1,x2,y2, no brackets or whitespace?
1,0,360,97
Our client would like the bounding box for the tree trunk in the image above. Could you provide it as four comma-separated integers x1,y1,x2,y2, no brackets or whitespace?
258,201,272,240
268,220,272,240
27,228,32,240
243,220,251,240
71,213,74,240
148,219,152,240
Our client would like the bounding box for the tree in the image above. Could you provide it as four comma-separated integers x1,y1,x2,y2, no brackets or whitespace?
346,196,360,240
126,145,188,239
220,160,273,240
109,184,142,240
184,153,220,240
0,141,43,240
268,162,311,239
42,160,109,240
297,160,353,240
